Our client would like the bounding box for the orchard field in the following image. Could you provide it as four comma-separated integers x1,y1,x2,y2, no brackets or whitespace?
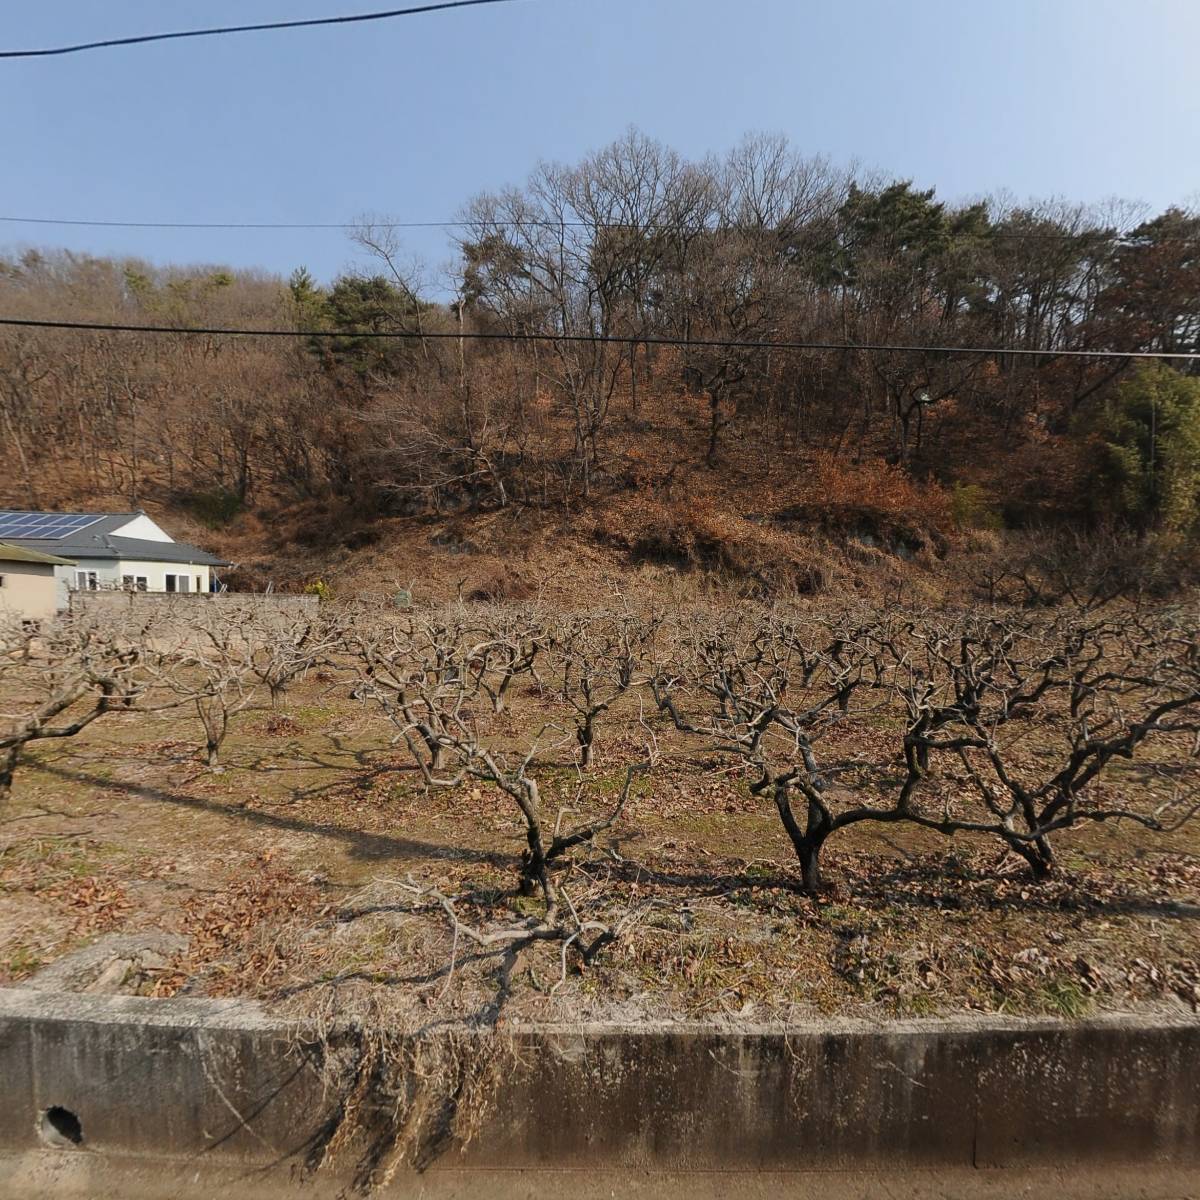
2,597,1197,1028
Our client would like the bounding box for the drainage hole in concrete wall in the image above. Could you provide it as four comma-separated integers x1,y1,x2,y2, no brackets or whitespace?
39,1106,83,1148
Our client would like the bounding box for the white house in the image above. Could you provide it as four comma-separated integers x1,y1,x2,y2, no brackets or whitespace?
0,510,230,610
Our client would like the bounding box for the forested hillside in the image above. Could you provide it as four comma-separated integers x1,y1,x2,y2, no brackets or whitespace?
2,131,1198,601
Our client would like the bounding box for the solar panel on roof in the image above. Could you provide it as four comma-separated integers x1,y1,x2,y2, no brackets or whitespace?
0,512,102,540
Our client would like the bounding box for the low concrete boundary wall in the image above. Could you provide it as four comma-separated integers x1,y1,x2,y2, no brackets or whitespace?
70,591,319,618
0,989,1196,1194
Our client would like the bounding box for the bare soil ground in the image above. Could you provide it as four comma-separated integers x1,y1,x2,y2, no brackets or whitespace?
5,1157,1199,1200
2,674,1198,1026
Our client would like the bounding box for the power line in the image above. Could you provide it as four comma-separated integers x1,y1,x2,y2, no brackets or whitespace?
0,0,521,59
1,213,1196,246
0,215,435,231
1,316,1196,361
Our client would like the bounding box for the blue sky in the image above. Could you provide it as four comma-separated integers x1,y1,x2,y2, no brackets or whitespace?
2,0,1198,291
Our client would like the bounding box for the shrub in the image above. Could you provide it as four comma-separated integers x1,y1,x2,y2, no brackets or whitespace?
950,482,1004,532
466,568,534,603
773,455,952,559
182,488,244,529
811,454,951,527
612,497,833,598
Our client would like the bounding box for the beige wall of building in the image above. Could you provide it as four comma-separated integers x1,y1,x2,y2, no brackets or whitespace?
0,560,60,621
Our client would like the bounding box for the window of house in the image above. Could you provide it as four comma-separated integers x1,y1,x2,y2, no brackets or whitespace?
165,573,191,594
0,575,6,588
165,574,176,593
74,570,98,591
195,575,202,593
121,575,148,592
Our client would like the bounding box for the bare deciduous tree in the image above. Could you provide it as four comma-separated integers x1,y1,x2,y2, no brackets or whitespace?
549,611,655,768
652,606,1200,892
155,612,259,769
0,612,172,802
247,608,341,707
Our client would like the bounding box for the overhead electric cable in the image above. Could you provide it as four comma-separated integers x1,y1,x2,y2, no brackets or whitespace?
0,0,521,59
0,213,1196,245
0,215,443,230
0,316,1196,361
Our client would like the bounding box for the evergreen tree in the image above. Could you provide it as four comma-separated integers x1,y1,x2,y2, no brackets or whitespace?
1089,363,1200,533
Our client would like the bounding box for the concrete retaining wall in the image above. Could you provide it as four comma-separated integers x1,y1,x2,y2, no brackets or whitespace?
0,989,1196,1194
69,591,319,618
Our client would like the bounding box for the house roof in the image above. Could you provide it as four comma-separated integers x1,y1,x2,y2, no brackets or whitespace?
0,541,76,566
0,510,139,542
0,510,230,567
98,535,230,567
